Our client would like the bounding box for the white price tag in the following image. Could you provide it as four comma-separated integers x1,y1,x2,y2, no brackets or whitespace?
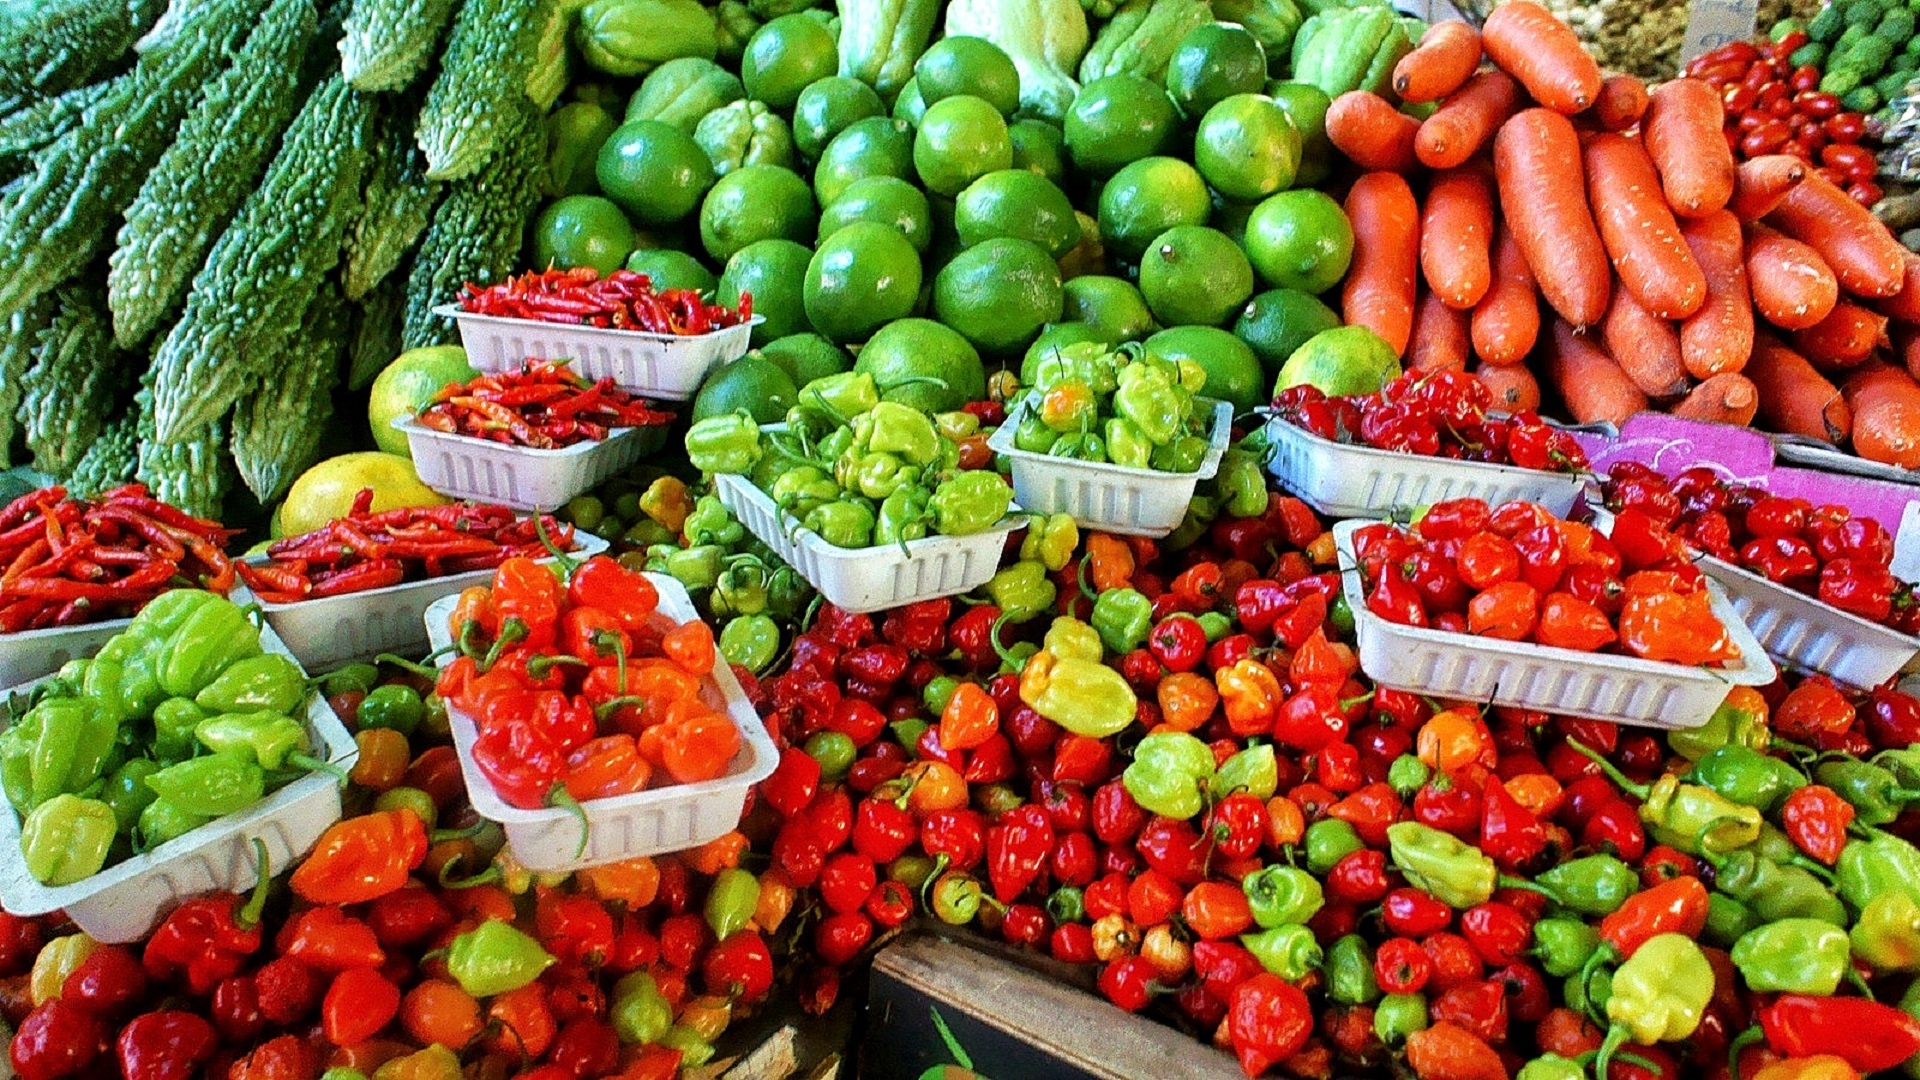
1683,0,1760,63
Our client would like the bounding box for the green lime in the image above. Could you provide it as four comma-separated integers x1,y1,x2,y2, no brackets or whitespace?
1278,325,1403,397
546,101,618,195
1008,118,1068,186
1096,156,1211,263
932,237,1064,355
855,319,986,412
1061,275,1155,342
915,36,1023,117
1165,23,1268,119
595,121,716,226
718,238,814,345
368,347,475,458
741,14,838,111
1194,94,1301,203
1235,288,1341,379
814,116,915,206
691,352,799,424
1266,80,1335,187
1065,75,1179,177
625,248,718,294
954,170,1081,258
759,333,852,385
1138,225,1253,328
531,195,637,275
805,221,924,344
793,76,885,161
694,100,796,175
1020,322,1115,385
1243,189,1353,294
1146,326,1263,411
892,77,929,125
819,176,933,253
699,164,817,263
914,95,1013,198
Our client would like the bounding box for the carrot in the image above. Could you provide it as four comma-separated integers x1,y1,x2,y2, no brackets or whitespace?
1583,132,1708,320
1671,373,1760,425
1476,360,1543,411
1767,173,1908,297
1543,319,1649,425
1874,251,1920,322
1844,362,1920,466
1471,225,1541,365
1643,78,1736,218
1416,70,1523,170
1727,155,1807,222
1394,21,1483,103
1410,289,1472,372
1678,210,1754,378
1481,0,1603,114
1326,91,1421,172
1421,167,1495,310
1341,171,1422,357
1591,74,1648,131
1894,322,1920,381
1493,109,1611,328
1746,223,1840,331
1601,288,1689,399
1745,333,1851,443
1791,300,1888,371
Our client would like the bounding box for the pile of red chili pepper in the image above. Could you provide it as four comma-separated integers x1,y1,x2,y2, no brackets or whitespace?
416,360,675,450
458,268,752,336
235,490,579,603
0,484,236,633
1271,372,1590,474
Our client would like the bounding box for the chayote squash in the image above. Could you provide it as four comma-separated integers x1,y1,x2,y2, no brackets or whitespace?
1078,0,1211,83
695,99,797,174
1213,0,1305,71
575,0,718,77
1288,3,1413,99
545,100,619,195
625,57,745,132
944,0,1089,122
715,0,763,62
837,0,940,101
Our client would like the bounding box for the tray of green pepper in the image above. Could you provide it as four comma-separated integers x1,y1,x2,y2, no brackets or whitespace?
0,590,357,942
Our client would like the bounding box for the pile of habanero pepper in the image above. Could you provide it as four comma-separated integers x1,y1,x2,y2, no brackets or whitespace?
235,490,580,603
457,267,751,336
1005,341,1217,471
0,484,236,633
415,360,675,450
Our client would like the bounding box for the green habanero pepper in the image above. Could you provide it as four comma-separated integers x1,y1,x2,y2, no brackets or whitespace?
1090,587,1151,655
1703,893,1759,947
447,919,556,997
136,798,212,850
144,750,266,817
611,970,673,1044
1018,649,1136,738
874,487,932,549
1112,360,1184,445
658,1026,714,1068
846,451,918,502
803,499,876,548
1374,993,1429,1046
719,615,780,673
1163,495,1215,551
1104,417,1153,470
932,871,988,925
80,654,129,726
1537,853,1638,917
1305,818,1364,875
193,713,315,771
1387,821,1555,910
1326,934,1380,1005
705,868,761,940
2,697,119,815
683,495,744,547
1532,918,1601,977
1572,740,1763,855
1730,919,1853,995
1151,434,1209,473
936,411,979,441
1214,447,1270,519
19,794,114,885
685,412,763,475
102,758,160,834
159,598,262,699
1852,890,1920,973
1688,744,1805,814
1019,512,1078,572
1210,744,1279,801
1596,934,1712,1077
1046,886,1085,924
1516,1055,1587,1080
1243,865,1325,928
320,662,379,698
1122,732,1216,820
1044,616,1103,662
764,565,811,620
1388,754,1431,798
769,465,832,516
1814,758,1920,826
797,371,881,421
663,545,727,592
930,471,1012,537
126,588,220,648
1013,413,1058,455
922,675,961,717
983,561,1055,623
861,401,940,467
357,684,424,737
1196,611,1231,642
1048,431,1106,463
151,698,207,765
1668,686,1770,761
193,653,307,716
712,558,769,618
1701,847,1848,926
1241,924,1322,981
1837,829,1920,913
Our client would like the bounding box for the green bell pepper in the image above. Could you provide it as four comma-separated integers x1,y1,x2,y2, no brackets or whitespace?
930,471,1012,536
1730,919,1853,994
19,794,114,885
875,487,932,549
1104,418,1153,469
144,750,266,817
1243,865,1324,928
1532,917,1600,977
1536,853,1637,917
1326,933,1380,1005
1090,588,1151,655
194,713,312,771
0,696,119,815
802,499,876,548
1242,924,1322,980
612,970,674,1044
447,919,556,997
1121,732,1214,820
685,413,763,474
193,653,307,716
1851,890,1920,973
719,615,780,672
983,560,1056,623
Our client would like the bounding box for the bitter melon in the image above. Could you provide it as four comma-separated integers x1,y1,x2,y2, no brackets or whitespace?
232,282,347,503
148,74,374,444
415,0,546,180
343,102,442,301
338,0,460,91
18,284,129,478
0,293,58,469
134,378,230,520
108,0,318,348
348,274,407,391
67,411,140,498
0,81,112,162
0,0,165,98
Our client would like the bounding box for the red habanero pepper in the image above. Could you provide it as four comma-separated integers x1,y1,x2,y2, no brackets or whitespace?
561,605,632,666
1230,973,1313,1078
276,906,386,971
113,1011,216,1080
567,556,658,635
144,843,274,994
1596,875,1709,959
1756,995,1920,1073
289,809,430,905
986,805,1054,903
1818,558,1898,621
1779,784,1854,865
564,735,653,800
491,556,564,650
536,891,617,967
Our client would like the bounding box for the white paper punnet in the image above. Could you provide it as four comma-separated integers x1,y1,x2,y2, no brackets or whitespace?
435,304,758,400
397,416,665,511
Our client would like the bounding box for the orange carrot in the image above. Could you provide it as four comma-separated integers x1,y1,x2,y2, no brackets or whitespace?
1494,109,1611,327
1584,132,1707,320
1670,373,1759,425
1394,21,1483,103
1792,300,1888,371
1894,322,1920,381
1746,334,1851,442
1592,74,1648,131
1476,360,1543,411
1728,155,1807,222
1544,319,1650,425
1326,91,1421,172
1482,0,1603,114
1874,251,1920,322
1767,174,1908,297
1643,78,1735,219
1342,171,1422,357
1844,362,1920,467
1746,224,1840,331
1410,289,1472,372
1601,288,1689,399
1471,225,1541,365
1416,70,1523,170
1421,167,1495,310
1678,210,1753,378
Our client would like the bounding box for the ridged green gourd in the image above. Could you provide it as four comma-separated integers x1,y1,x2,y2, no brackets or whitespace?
108,0,319,348
148,74,374,444
415,0,547,180
344,104,442,301
134,380,231,520
0,82,113,162
0,0,165,98
339,0,461,91
0,0,264,323
348,275,407,391
0,294,59,469
18,285,129,477
404,99,546,348
232,283,347,502
67,412,141,499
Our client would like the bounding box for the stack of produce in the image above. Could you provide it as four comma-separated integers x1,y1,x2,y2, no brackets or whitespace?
413,360,674,450
1680,34,1879,203
1004,341,1219,470
1269,370,1590,470
455,267,754,334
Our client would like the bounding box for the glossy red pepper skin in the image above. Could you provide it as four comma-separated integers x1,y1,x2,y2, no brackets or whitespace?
143,895,265,995
1759,995,1920,1073
11,1000,106,1080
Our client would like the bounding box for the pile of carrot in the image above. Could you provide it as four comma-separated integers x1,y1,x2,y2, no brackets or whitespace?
1323,0,1920,469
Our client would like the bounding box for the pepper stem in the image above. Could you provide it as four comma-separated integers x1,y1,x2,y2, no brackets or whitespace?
1566,738,1651,800
528,654,591,681
1594,1022,1631,1080
1726,1025,1764,1080
594,695,650,724
479,619,529,673
917,852,953,910
549,783,591,859
237,837,272,930
437,857,502,890
1845,963,1876,999
288,752,349,785
532,513,580,578
988,609,1023,669
374,652,443,678
1495,874,1563,904
1574,945,1621,1028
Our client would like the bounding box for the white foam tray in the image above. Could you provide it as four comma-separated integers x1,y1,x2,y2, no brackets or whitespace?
0,620,358,942
396,416,666,511
1334,519,1776,729
985,399,1233,537
435,304,759,401
245,529,608,671
0,619,132,688
712,472,1022,615
424,578,778,871
1261,413,1588,520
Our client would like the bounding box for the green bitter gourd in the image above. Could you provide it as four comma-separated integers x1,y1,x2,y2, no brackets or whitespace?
343,101,442,301
338,0,461,91
67,411,140,498
414,0,547,180
0,293,59,469
0,82,113,162
134,378,231,520
0,0,166,98
348,273,407,391
18,284,130,477
231,281,347,502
